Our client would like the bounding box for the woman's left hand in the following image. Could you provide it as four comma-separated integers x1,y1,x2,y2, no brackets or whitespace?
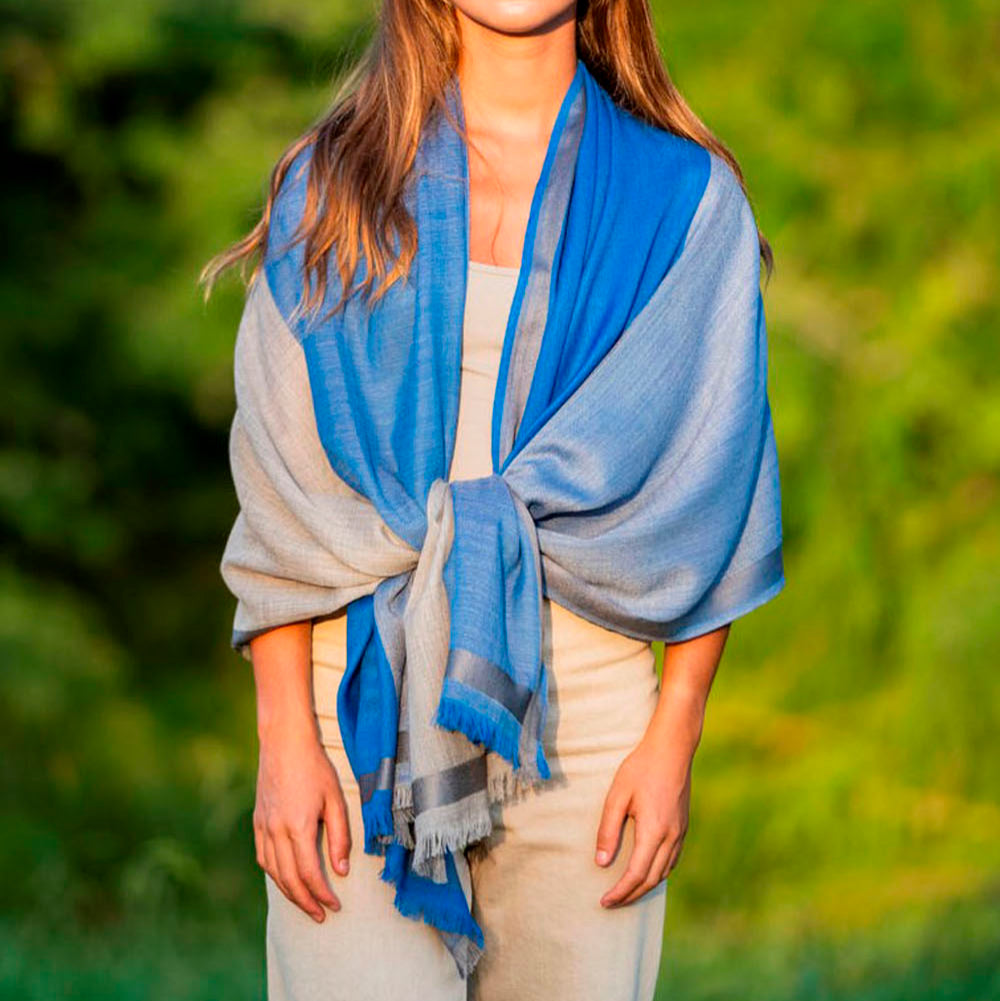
596,626,726,908
594,713,699,908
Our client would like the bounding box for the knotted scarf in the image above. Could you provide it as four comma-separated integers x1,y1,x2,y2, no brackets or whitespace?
220,58,785,977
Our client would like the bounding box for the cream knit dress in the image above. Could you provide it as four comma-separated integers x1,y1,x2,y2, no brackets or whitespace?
265,260,668,1001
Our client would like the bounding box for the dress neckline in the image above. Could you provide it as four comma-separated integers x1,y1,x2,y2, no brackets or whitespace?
468,259,520,277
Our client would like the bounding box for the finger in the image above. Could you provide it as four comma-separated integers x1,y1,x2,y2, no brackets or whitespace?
600,816,664,908
665,831,685,875
324,783,352,877
616,835,673,907
274,829,325,922
292,825,340,913
594,785,630,867
263,833,284,894
253,818,266,872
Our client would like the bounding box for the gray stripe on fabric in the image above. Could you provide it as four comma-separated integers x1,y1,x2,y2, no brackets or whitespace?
447,647,535,723
663,543,785,639
498,83,586,463
411,755,488,814
358,755,396,805
545,542,785,643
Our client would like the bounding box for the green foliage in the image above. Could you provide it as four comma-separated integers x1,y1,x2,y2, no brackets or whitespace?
0,0,997,996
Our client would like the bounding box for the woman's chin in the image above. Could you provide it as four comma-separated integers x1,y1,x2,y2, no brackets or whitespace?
454,0,576,38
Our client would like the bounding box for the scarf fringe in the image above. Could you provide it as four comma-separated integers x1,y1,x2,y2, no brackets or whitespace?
393,778,413,811
412,808,494,875
445,934,484,981
367,747,549,865
486,755,544,804
435,692,523,770
361,794,395,856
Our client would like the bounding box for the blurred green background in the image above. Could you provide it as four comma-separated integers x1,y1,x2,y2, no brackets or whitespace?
2,0,998,997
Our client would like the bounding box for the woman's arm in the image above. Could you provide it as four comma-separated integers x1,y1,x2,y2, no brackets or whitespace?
595,623,730,907
250,621,353,921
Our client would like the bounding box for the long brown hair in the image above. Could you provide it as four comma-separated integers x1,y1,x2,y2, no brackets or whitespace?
199,0,774,321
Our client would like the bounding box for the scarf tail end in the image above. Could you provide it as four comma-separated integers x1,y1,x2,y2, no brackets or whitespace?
360,790,395,856
436,679,553,793
536,738,551,781
379,843,486,979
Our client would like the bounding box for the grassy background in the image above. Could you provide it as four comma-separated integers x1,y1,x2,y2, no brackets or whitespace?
1,0,998,997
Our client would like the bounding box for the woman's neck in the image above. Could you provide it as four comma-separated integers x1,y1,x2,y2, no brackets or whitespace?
454,6,578,144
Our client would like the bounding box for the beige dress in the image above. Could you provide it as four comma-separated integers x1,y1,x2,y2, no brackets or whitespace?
265,260,668,1001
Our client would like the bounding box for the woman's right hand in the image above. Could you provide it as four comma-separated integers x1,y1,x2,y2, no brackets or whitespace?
249,620,352,923
254,724,353,921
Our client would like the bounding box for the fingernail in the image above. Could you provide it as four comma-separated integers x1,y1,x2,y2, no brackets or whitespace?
338,858,350,874
595,850,609,865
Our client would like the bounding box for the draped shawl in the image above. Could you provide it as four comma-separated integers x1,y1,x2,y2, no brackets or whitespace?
220,58,785,977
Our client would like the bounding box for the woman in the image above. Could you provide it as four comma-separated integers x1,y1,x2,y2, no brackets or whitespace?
202,1,785,999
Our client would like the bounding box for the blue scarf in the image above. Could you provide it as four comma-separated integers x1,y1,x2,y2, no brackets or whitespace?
221,57,785,977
